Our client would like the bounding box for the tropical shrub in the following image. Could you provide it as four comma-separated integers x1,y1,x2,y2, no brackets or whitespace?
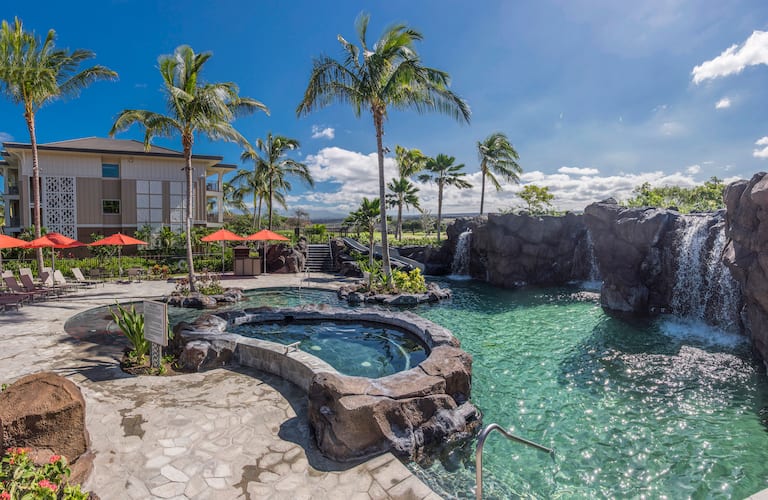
110,302,148,362
392,268,427,293
0,447,89,499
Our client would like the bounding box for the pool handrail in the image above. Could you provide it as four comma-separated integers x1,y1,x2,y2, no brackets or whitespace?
475,423,555,500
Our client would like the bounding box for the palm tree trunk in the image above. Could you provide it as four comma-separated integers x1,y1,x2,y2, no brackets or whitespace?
257,196,263,230
25,109,45,276
373,111,392,280
267,176,274,230
183,136,197,292
437,182,443,242
397,199,403,241
480,171,486,215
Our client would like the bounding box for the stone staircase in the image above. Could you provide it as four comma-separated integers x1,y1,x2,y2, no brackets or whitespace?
305,244,332,272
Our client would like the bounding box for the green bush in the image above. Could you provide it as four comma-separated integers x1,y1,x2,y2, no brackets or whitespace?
392,268,427,293
0,447,89,499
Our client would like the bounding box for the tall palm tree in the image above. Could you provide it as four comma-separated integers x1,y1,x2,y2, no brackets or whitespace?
386,177,421,241
240,133,314,230
477,132,521,215
0,17,117,273
222,181,248,218
297,13,470,280
344,197,380,267
230,164,269,229
110,45,268,291
419,154,472,242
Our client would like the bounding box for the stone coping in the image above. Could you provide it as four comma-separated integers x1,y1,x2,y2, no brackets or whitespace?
178,305,462,392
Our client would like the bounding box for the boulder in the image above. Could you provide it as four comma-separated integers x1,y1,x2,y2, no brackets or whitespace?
179,339,234,371
0,373,89,464
308,344,478,462
723,172,768,363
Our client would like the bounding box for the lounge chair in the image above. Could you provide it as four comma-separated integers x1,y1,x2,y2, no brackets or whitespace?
3,275,47,301
53,270,85,291
0,293,26,311
21,273,62,298
71,267,101,287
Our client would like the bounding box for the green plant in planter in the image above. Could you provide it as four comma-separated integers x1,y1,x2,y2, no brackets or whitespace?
392,268,427,293
109,302,148,362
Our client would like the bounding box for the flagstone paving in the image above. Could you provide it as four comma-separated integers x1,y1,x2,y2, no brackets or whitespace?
0,274,442,499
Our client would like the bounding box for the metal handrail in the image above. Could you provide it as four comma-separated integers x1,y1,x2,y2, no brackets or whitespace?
475,423,555,500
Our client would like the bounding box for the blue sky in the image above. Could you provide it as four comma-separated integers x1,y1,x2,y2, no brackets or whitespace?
2,0,768,218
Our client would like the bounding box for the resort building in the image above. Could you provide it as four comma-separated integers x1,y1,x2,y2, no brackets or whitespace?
0,137,231,240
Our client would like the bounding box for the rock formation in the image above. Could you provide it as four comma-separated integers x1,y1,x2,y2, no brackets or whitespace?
0,372,92,484
723,172,768,361
435,213,592,286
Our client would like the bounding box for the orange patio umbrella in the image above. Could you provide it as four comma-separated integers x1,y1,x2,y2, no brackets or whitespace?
24,232,85,280
89,232,147,277
0,234,27,271
245,229,290,274
201,228,244,273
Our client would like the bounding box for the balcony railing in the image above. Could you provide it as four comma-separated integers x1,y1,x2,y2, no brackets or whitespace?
206,182,221,192
6,216,20,227
5,185,19,195
206,213,221,223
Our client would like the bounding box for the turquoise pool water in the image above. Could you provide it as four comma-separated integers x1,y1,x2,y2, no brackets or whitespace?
228,320,428,378
409,279,768,499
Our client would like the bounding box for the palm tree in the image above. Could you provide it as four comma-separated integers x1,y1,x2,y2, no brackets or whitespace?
0,17,117,273
230,164,270,229
344,197,381,267
419,154,472,242
297,13,470,280
240,133,314,230
477,132,521,215
395,145,427,177
110,45,268,291
386,177,421,240
222,181,248,218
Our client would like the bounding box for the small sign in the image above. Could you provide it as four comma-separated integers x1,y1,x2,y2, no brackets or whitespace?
143,300,168,347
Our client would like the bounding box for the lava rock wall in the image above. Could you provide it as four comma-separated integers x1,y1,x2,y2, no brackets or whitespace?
441,213,592,286
723,172,768,361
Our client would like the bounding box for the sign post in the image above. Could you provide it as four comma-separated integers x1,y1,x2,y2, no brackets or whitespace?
143,300,168,370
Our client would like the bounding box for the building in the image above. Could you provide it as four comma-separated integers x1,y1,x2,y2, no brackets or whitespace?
0,137,231,240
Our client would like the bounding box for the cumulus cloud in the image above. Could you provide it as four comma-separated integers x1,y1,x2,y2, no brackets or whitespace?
715,97,731,109
686,164,701,174
692,31,768,84
754,136,768,159
311,125,335,140
558,166,599,176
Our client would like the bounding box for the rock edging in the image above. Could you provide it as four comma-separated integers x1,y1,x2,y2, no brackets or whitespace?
176,305,480,462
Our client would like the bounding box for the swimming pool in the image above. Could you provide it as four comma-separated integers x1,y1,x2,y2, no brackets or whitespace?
228,320,428,378
408,279,768,499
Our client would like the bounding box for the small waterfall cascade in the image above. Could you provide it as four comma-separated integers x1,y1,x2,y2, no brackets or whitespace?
585,230,601,282
671,215,740,331
451,229,472,276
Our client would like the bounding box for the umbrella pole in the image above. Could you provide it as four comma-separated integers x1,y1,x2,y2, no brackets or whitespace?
221,241,225,274
118,246,123,277
51,248,56,288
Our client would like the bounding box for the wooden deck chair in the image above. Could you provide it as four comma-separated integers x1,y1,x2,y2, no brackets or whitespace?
0,293,26,311
3,275,46,301
21,272,61,298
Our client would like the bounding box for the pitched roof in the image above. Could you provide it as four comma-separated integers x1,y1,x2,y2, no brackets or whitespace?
2,137,223,161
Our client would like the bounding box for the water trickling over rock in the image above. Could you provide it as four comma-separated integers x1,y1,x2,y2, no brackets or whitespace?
671,214,740,331
450,229,472,276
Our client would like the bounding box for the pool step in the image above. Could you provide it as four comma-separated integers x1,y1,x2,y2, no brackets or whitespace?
306,244,332,272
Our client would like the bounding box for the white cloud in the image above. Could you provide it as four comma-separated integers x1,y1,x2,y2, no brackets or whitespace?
311,125,335,140
686,164,701,174
754,136,768,159
660,121,685,136
715,97,731,109
692,31,768,84
0,132,13,143
558,166,599,176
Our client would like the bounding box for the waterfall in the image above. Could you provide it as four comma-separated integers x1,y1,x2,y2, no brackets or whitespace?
450,229,472,277
585,230,601,282
671,215,740,331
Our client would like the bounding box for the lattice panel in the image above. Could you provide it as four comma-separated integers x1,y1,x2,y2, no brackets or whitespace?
42,176,76,239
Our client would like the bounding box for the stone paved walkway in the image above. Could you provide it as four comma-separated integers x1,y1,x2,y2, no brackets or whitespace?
0,274,442,499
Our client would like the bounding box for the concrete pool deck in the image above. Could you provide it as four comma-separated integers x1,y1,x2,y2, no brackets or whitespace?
0,273,442,499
